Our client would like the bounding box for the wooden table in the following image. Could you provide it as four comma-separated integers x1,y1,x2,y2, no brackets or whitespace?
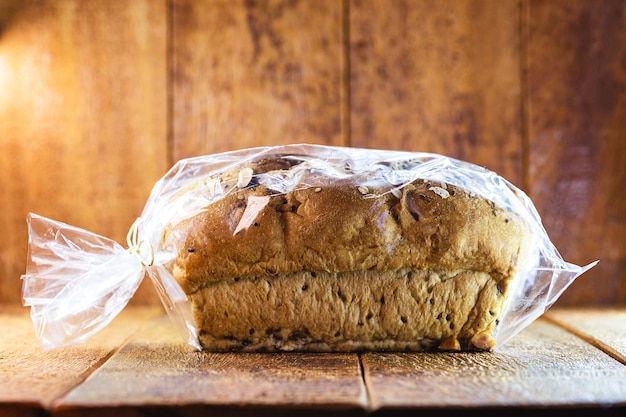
1,306,625,417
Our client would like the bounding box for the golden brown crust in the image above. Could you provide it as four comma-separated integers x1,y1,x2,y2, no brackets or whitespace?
170,158,533,351
174,180,527,293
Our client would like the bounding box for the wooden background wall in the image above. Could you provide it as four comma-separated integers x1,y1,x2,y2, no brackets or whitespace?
1,0,624,308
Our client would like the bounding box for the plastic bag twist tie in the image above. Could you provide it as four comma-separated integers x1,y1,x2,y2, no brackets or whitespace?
126,218,154,267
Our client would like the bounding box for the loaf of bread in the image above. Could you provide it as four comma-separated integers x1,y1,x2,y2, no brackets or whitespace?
170,153,534,352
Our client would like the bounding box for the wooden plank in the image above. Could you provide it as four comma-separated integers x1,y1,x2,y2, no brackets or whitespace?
349,0,523,184
362,319,626,413
0,306,161,414
545,308,626,365
53,315,368,416
171,0,345,160
0,0,168,305
523,0,626,306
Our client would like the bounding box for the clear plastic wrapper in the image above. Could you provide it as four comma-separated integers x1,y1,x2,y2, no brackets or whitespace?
21,144,597,351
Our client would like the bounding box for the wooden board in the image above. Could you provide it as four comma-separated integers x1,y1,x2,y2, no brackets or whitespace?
0,0,167,305
170,0,346,160
362,319,626,413
545,308,626,365
53,315,368,417
0,306,161,415
1,308,626,415
523,0,626,306
349,0,523,184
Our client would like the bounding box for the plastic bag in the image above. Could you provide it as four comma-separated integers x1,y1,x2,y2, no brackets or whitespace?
21,144,596,350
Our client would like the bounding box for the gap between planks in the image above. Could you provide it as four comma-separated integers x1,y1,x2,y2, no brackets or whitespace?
48,346,125,410
340,0,351,147
357,353,373,414
543,311,626,367
53,308,165,403
0,306,163,413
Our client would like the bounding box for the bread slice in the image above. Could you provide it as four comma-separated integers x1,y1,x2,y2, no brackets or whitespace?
171,156,533,352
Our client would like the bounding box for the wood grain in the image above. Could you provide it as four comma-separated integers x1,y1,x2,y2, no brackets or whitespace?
1,0,625,311
54,315,368,416
544,308,626,365
2,308,626,415
523,0,626,306
0,0,167,305
0,306,160,413
362,318,626,413
349,0,523,184
170,0,345,160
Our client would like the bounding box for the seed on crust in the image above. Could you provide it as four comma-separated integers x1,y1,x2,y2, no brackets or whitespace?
429,186,450,199
236,167,254,188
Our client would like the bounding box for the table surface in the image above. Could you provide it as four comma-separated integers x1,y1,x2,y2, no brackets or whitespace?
1,305,625,417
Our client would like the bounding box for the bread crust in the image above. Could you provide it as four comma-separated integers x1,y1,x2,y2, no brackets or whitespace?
191,268,504,352
171,158,533,351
